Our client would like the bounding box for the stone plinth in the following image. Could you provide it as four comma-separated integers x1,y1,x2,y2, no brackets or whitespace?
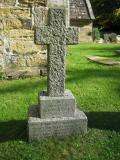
39,90,76,118
28,105,87,141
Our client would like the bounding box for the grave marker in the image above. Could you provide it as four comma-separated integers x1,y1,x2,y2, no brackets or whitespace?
28,8,87,141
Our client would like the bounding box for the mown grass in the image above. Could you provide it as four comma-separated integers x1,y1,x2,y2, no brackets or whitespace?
0,43,120,160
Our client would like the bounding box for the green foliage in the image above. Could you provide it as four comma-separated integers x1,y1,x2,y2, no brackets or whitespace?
92,28,100,41
90,0,120,31
0,43,120,160
0,72,6,80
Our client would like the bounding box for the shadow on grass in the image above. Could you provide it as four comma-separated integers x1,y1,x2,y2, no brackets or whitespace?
86,112,120,132
0,120,27,143
78,46,120,51
0,78,46,94
66,68,120,81
79,48,120,51
0,113,119,143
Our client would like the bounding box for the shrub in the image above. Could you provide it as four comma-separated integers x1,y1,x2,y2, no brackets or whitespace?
92,28,100,42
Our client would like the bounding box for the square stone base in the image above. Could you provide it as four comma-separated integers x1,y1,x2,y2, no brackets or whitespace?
28,105,87,141
39,89,76,118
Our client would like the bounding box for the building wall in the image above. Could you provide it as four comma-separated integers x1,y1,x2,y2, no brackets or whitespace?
70,20,93,42
0,0,93,78
79,23,93,42
0,0,48,78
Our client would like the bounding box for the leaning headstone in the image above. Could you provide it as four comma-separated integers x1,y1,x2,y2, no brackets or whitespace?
86,55,120,65
28,8,87,141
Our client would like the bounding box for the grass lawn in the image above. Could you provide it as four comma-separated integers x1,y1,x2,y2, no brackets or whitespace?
0,43,120,160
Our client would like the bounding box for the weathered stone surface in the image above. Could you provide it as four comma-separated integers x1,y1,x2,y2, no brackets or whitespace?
5,67,46,78
0,7,30,18
4,29,34,39
79,23,92,42
19,0,47,6
86,55,120,65
34,6,48,27
28,105,87,141
47,0,68,8
2,29,43,54
7,54,26,67
35,8,79,97
0,2,51,78
1,18,23,29
11,40,42,54
0,31,47,78
0,54,4,72
66,27,79,44
0,0,16,6
2,50,46,68
1,18,32,30
47,0,70,27
26,52,47,67
0,6,31,30
39,89,76,118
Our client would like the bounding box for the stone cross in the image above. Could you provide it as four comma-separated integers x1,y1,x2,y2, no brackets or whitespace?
28,8,87,141
35,8,79,97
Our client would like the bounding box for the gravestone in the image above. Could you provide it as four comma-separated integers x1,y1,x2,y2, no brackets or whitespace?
28,8,87,141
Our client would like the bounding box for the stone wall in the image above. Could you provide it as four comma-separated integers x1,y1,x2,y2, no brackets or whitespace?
71,20,93,42
0,0,93,78
0,0,47,78
79,23,93,42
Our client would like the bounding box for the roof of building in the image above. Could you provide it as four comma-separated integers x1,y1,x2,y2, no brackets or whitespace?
40,0,95,20
70,0,95,20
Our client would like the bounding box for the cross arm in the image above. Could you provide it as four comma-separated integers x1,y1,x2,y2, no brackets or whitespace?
66,27,79,45
35,26,51,45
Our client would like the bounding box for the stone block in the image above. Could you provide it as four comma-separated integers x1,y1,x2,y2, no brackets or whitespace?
26,52,47,67
2,18,23,30
39,90,76,119
5,67,43,78
47,0,69,26
2,18,32,30
47,0,67,8
19,0,47,6
11,40,42,54
34,6,48,27
66,27,79,44
4,29,34,39
7,54,26,67
0,7,30,18
28,105,87,141
0,0,16,6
